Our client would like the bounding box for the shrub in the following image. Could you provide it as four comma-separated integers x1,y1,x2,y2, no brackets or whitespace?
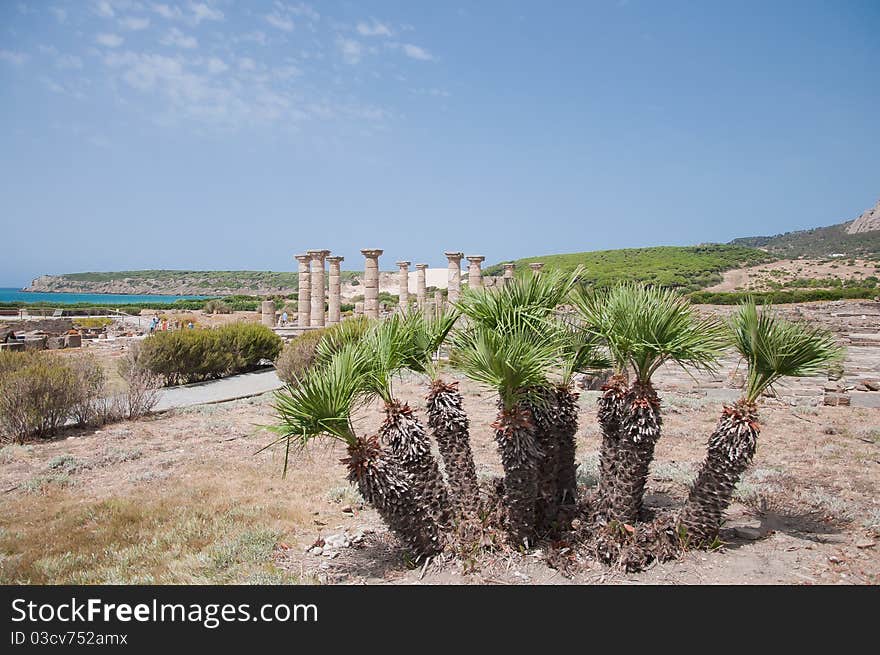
203,299,232,314
275,317,370,385
0,351,79,442
275,329,326,385
139,323,281,385
117,343,161,418
66,354,107,426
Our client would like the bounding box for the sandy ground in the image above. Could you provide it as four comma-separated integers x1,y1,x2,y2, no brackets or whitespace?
705,258,879,292
1,370,877,585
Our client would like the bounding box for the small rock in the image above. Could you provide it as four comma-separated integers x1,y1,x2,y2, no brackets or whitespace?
828,555,843,564
733,527,764,541
855,541,875,549
822,426,838,435
859,379,880,391
323,533,348,549
824,392,850,407
308,546,323,556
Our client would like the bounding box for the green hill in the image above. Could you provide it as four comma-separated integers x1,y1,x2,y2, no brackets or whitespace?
729,222,880,260
485,245,772,292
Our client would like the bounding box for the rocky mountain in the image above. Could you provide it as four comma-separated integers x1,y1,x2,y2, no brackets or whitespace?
846,198,880,234
730,198,880,258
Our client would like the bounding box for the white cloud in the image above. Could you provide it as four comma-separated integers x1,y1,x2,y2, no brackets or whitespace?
205,56,227,74
152,3,182,20
151,2,221,24
49,6,67,22
401,43,434,61
94,1,116,18
56,54,84,70
236,31,268,46
356,20,392,37
266,13,294,32
120,16,151,30
189,2,223,23
96,33,125,48
161,28,198,49
337,37,362,64
0,50,29,66
238,57,256,71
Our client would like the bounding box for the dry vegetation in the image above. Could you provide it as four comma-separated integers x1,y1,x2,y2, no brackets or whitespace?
705,258,880,293
1,373,877,585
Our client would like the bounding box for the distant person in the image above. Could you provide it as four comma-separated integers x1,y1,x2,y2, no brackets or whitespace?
281,310,288,326
148,316,158,334
187,321,194,330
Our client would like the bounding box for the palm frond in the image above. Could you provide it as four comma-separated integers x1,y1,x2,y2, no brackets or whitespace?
397,308,459,377
572,282,727,382
451,322,558,409
315,316,372,366
554,318,613,385
456,267,581,331
731,300,844,402
270,343,371,473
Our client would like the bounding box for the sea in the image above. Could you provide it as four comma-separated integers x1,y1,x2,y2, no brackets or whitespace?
0,288,211,305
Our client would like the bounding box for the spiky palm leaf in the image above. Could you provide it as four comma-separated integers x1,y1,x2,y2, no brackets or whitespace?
680,301,843,546
730,300,843,403
315,315,372,366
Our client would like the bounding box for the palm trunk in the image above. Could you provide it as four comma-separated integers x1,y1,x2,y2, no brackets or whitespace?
530,387,561,536
493,402,542,548
609,380,661,524
426,380,480,516
595,374,628,516
678,400,759,547
381,401,451,526
554,385,580,516
343,435,444,556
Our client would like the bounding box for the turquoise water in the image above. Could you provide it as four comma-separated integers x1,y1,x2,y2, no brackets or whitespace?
0,288,211,305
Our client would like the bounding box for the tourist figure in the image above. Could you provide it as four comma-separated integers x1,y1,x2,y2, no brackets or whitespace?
281,310,288,326
149,315,159,334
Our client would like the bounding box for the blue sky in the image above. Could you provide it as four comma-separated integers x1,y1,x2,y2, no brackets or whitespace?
1,1,878,286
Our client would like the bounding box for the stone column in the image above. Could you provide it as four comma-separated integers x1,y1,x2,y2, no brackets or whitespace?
529,262,544,275
261,300,276,327
444,251,463,303
434,290,443,317
503,263,516,285
361,249,383,319
396,261,411,311
327,256,344,326
415,264,428,309
354,301,364,316
308,250,330,327
295,254,311,327
466,255,485,290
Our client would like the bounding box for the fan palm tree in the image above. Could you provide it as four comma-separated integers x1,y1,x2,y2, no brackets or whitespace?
452,270,582,544
678,301,842,546
270,344,444,556
452,323,558,546
575,283,727,524
398,309,481,517
571,286,633,515
359,314,451,526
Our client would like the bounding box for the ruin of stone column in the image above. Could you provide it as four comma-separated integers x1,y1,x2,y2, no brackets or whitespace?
327,256,344,326
396,261,411,311
354,301,364,316
308,249,330,327
434,290,443,317
466,255,485,290
503,263,516,285
261,300,276,327
415,263,428,309
295,254,311,327
361,249,383,319
529,262,545,274
444,251,463,304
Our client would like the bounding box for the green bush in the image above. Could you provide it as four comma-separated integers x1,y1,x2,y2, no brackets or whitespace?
688,287,878,305
275,329,326,385
274,317,371,385
203,299,232,314
139,322,282,385
0,351,104,442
